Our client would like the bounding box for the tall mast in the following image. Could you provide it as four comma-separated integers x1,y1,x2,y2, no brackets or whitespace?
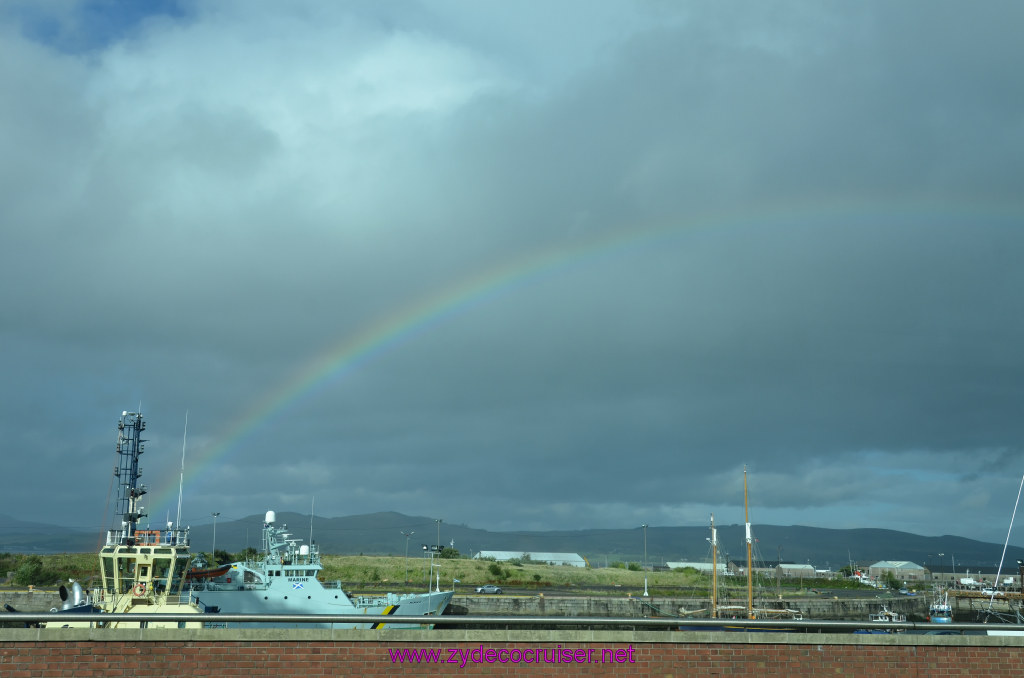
176,410,188,529
744,466,754,619
113,411,148,542
710,513,718,618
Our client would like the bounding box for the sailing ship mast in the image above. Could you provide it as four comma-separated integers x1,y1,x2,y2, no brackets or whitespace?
744,466,754,619
709,513,718,618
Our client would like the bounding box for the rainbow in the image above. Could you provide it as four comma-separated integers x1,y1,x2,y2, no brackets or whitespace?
146,199,1021,520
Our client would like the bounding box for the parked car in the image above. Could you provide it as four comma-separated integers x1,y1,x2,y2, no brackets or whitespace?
476,584,502,594
981,588,1005,596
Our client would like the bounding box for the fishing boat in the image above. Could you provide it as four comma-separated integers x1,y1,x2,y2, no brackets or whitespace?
868,605,906,623
927,591,953,623
852,604,908,634
47,411,208,628
185,510,454,628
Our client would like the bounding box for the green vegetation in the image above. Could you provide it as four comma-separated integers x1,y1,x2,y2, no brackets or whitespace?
211,549,233,566
1,550,881,598
1,552,97,587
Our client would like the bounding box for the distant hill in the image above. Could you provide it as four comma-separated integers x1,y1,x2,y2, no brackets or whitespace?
163,513,1024,572
4,511,1021,572
0,513,96,553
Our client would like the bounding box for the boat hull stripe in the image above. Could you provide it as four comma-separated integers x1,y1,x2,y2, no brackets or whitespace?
370,605,398,629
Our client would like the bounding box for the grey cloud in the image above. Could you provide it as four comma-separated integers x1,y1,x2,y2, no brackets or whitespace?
1,2,1023,546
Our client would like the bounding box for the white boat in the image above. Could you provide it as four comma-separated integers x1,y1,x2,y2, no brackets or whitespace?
47,411,207,628
868,605,906,623
186,511,454,628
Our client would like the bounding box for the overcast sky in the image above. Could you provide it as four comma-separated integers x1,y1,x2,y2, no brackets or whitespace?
2,0,1024,549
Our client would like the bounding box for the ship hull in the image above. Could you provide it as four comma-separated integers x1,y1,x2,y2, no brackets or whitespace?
190,582,453,628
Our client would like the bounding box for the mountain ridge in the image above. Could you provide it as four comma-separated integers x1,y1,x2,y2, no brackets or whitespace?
2,511,1019,572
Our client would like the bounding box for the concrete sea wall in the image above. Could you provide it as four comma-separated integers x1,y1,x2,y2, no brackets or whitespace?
449,594,929,621
1,589,930,620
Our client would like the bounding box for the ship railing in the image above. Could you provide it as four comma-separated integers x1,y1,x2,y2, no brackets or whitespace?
174,591,213,610
188,583,225,593
352,593,409,606
104,528,190,547
188,582,265,594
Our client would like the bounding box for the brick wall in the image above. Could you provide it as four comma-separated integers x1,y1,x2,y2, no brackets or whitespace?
2,630,1023,677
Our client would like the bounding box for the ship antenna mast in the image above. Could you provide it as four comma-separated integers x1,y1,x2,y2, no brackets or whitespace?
176,410,188,529
744,465,754,620
309,496,315,547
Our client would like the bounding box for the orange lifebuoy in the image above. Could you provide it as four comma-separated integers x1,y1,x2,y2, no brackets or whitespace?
133,583,146,597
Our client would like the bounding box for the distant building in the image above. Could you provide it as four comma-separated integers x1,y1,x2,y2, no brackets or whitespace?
927,564,1022,589
473,551,587,568
777,563,816,578
868,560,926,581
727,559,818,578
666,562,730,575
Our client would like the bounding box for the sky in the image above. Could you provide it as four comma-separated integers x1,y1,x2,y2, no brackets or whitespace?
2,0,1024,548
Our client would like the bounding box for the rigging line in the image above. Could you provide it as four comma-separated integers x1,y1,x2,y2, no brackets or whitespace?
988,472,1024,610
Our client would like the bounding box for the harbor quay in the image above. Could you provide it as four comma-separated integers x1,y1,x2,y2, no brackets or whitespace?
0,589,976,620
443,593,931,621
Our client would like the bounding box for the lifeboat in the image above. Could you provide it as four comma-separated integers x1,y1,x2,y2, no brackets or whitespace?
185,563,231,581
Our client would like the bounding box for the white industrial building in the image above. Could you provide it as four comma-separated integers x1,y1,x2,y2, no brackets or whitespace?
473,551,588,567
667,561,730,575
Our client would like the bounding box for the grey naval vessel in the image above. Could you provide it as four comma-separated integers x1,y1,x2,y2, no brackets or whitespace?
186,511,454,628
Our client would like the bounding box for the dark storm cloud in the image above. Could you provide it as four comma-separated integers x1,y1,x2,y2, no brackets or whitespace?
1,1,1023,546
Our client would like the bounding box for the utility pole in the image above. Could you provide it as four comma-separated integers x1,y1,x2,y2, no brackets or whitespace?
777,545,782,598
642,524,649,597
211,512,221,562
401,531,415,583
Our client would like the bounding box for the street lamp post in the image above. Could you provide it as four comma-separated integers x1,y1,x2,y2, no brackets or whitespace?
642,524,649,597
401,531,415,583
211,512,221,562
425,519,442,593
